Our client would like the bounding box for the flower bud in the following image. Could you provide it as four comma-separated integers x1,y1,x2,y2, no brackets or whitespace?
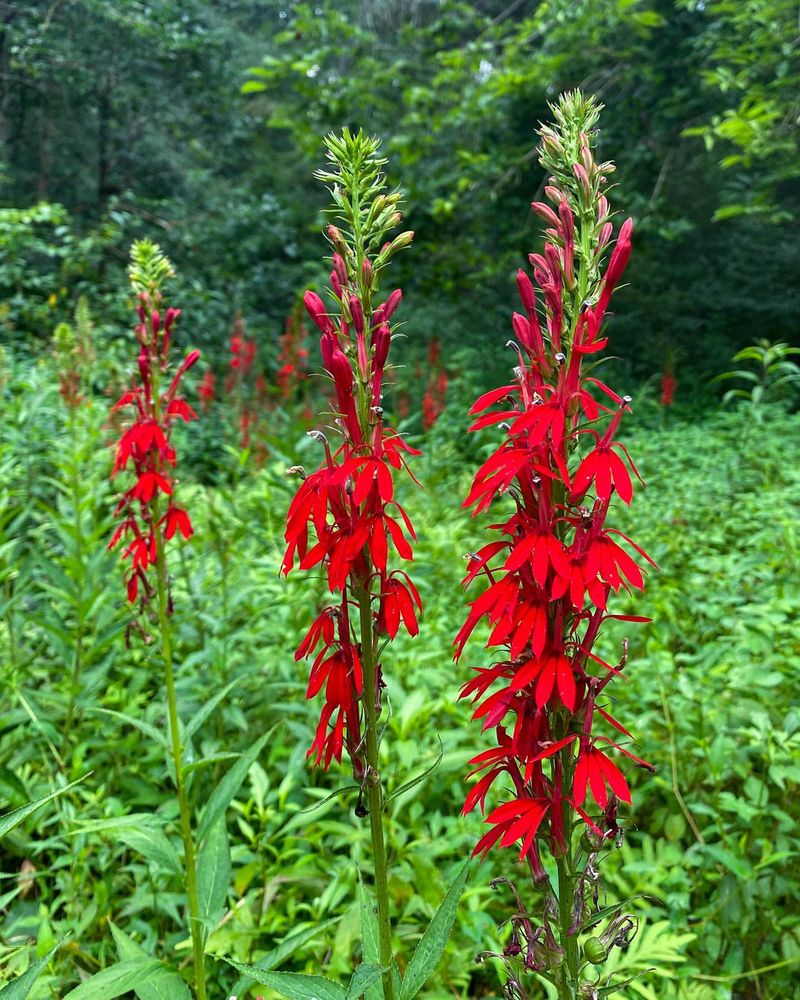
361,258,373,286
371,322,391,371
573,162,591,198
332,253,348,287
349,294,364,336
327,225,345,250
387,231,413,254
557,199,574,245
385,288,403,320
329,347,353,391
531,201,561,229
304,290,335,335
179,349,201,375
516,270,537,317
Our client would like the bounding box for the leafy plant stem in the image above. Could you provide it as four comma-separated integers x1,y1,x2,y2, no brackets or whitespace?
61,408,85,752
356,581,395,1000
154,520,207,1000
555,853,578,999
658,680,704,845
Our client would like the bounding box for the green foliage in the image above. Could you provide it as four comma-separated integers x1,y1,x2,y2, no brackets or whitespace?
715,339,800,415
3,318,800,995
679,0,800,221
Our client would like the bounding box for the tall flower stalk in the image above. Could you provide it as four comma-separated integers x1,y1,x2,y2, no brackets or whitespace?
456,93,655,999
282,129,420,1000
108,242,206,999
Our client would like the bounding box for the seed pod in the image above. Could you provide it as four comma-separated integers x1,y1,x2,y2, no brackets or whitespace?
583,937,608,965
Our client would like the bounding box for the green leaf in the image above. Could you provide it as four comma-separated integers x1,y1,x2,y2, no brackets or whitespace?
399,861,470,1000
196,728,273,842
0,942,61,999
184,675,248,745
0,776,86,840
62,959,169,999
115,826,181,874
197,816,231,935
108,923,191,1000
346,964,385,1000
228,918,340,996
358,874,382,1000
223,960,347,1000
88,709,166,747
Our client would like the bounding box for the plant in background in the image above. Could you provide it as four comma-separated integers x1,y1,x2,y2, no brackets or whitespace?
715,339,800,419
660,355,677,408
276,296,311,406
225,311,258,451
422,337,448,431
106,241,207,997
456,92,656,999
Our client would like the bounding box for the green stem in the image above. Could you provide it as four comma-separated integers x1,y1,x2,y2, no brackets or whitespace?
154,535,207,1000
555,854,579,999
356,583,395,1000
62,409,84,752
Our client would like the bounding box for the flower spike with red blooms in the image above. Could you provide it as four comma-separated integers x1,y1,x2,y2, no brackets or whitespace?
106,241,209,1000
108,241,199,616
458,92,656,997
281,128,420,1000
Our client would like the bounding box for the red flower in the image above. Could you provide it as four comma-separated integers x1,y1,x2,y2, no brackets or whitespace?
109,249,198,611
456,106,653,875
283,163,421,770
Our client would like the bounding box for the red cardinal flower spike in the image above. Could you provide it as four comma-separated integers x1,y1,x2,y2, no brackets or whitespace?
282,130,421,777
282,128,420,1000
108,241,198,619
456,92,656,994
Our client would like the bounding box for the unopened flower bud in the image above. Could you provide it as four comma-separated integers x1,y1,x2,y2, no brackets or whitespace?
327,225,345,250
387,231,413,254
371,322,391,370
332,253,348,286
179,349,201,375
361,258,373,285
573,162,591,198
531,202,561,229
349,294,364,335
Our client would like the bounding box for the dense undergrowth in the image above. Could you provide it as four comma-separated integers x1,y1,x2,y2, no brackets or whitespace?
0,346,798,998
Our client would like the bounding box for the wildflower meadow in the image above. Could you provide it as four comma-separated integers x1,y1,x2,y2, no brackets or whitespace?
2,3,800,999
